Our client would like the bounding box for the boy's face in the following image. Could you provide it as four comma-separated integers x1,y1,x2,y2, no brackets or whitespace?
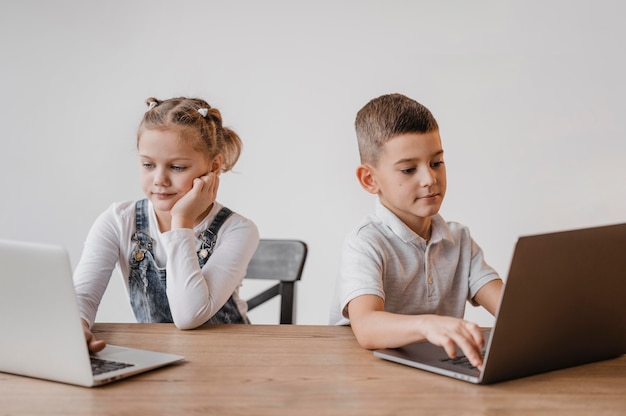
358,131,446,235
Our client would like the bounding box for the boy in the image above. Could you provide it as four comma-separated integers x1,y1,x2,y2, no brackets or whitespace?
330,93,502,369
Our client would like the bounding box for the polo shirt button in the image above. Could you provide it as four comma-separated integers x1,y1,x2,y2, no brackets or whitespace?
428,276,433,285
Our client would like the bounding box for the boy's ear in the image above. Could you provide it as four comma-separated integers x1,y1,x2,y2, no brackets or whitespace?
356,164,379,195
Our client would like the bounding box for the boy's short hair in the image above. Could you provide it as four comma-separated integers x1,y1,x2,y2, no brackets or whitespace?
355,93,439,165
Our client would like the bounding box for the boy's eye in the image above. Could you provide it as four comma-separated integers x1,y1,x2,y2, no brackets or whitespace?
400,168,416,174
431,160,445,168
142,163,154,169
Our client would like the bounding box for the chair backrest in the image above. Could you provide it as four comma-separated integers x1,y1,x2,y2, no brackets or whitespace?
244,239,308,324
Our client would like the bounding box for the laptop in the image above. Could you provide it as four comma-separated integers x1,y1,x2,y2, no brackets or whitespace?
374,223,626,384
0,239,185,387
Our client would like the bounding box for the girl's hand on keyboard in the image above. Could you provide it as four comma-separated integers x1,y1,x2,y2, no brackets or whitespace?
82,319,106,353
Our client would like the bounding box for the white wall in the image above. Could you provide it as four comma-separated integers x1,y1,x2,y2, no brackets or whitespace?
1,0,625,326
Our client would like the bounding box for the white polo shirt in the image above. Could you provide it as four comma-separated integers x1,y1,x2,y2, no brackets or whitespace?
329,199,499,325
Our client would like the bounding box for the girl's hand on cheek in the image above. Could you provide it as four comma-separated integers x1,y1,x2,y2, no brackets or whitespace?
171,172,220,229
197,172,220,209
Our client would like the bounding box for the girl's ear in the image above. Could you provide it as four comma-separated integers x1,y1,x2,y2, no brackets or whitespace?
211,154,223,174
356,164,379,194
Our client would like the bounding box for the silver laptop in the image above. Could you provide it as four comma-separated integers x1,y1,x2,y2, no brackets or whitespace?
374,223,626,384
0,239,184,387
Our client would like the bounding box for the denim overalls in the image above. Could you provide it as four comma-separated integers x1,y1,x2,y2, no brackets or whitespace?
128,199,248,324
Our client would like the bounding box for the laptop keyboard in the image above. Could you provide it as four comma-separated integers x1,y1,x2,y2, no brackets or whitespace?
90,357,134,375
441,355,477,370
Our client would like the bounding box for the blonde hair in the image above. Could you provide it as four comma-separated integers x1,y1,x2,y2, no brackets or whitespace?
355,93,439,166
138,97,242,172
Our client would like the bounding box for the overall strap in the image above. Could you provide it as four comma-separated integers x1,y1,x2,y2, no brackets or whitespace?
197,207,233,261
131,199,153,261
135,199,150,234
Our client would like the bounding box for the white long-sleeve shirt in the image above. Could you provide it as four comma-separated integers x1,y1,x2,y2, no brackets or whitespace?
73,199,259,329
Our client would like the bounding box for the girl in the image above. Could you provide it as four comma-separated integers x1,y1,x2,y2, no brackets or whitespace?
74,97,259,352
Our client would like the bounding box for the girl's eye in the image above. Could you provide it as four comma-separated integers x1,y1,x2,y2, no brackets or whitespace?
142,163,154,169
431,160,445,168
171,165,186,172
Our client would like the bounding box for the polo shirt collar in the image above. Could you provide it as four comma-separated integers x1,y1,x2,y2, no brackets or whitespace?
374,198,454,244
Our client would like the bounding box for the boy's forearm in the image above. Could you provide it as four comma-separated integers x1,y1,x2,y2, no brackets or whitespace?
351,311,430,350
351,311,487,369
473,279,503,315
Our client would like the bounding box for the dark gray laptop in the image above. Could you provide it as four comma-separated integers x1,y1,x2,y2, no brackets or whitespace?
374,223,626,384
0,239,184,387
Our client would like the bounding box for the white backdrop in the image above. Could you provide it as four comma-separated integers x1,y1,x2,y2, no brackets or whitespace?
1,0,625,326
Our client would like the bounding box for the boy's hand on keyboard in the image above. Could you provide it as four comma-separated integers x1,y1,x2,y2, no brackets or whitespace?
82,319,106,353
422,316,485,370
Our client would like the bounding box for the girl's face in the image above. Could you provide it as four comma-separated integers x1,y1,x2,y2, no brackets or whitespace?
138,128,211,216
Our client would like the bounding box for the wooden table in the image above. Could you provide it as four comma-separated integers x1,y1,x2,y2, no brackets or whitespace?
1,323,625,415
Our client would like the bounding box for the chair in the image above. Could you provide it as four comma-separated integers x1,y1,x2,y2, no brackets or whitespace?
244,239,308,324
